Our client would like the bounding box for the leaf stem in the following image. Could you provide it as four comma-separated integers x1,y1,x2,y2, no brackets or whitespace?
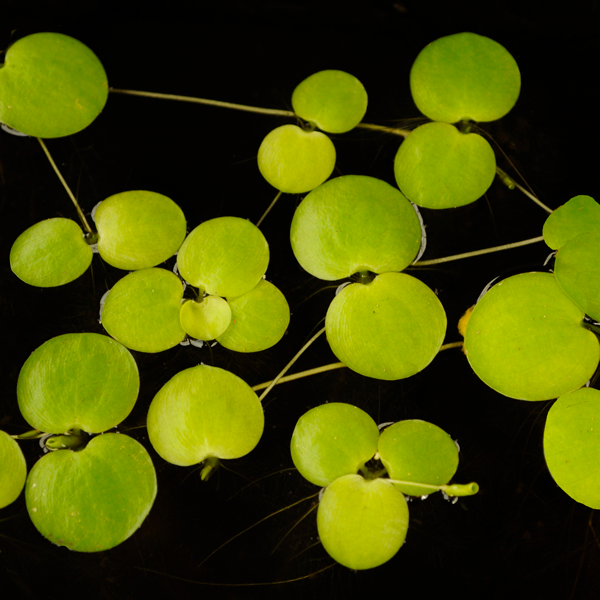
413,236,545,266
496,166,552,213
37,138,93,234
11,429,44,439
256,190,283,227
354,122,411,137
258,327,326,402
387,479,479,497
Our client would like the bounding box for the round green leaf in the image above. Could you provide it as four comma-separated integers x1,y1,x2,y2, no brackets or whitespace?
326,272,447,380
291,70,368,133
464,272,599,400
257,124,336,194
410,32,521,123
290,403,380,487
10,218,93,287
147,364,264,466
25,433,156,552
317,474,408,570
0,431,27,509
216,279,290,352
543,195,600,250
177,217,269,298
180,295,232,341
378,420,458,496
394,122,496,209
544,388,600,509
290,175,422,280
95,190,186,270
0,32,108,138
554,232,600,322
17,333,139,434
101,268,186,353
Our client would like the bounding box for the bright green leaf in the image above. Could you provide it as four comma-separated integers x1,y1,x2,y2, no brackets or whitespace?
0,32,108,138
326,272,447,380
10,218,92,287
290,175,422,280
95,190,186,270
465,272,599,400
290,403,380,487
543,195,600,250
394,122,496,208
180,295,232,341
25,433,156,552
291,70,368,133
17,333,139,433
0,431,27,509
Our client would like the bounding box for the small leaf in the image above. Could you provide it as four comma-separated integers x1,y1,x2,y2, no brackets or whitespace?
95,190,186,270
544,388,600,509
10,218,92,287
0,431,27,509
180,295,232,341
257,124,336,194
542,195,600,250
394,122,496,209
26,434,156,552
291,70,368,133
317,474,408,570
0,32,108,138
177,217,269,298
17,333,139,433
378,420,458,496
291,403,380,487
101,268,186,353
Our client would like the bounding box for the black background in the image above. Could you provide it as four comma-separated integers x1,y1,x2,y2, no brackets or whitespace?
1,1,599,598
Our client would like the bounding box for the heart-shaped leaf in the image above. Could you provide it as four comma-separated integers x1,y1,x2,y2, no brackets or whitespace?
543,195,600,250
464,272,599,400
0,32,108,138
378,420,458,496
180,295,232,341
147,365,264,466
101,268,186,353
317,474,408,570
291,70,368,133
177,217,269,298
95,190,186,270
10,218,93,287
0,431,27,509
410,32,520,123
544,387,600,509
326,272,447,380
216,279,290,352
25,433,156,552
257,124,336,193
291,175,422,280
394,122,496,208
17,333,139,433
291,403,380,487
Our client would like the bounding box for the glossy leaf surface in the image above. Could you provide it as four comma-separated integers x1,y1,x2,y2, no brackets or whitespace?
291,403,380,487
17,333,139,433
25,434,156,552
101,268,186,353
394,122,496,208
464,272,599,400
291,175,422,280
378,420,458,496
0,430,27,509
147,365,263,466
177,217,269,298
0,32,108,137
544,388,600,509
410,32,520,123
10,218,92,287
180,295,232,341
95,190,186,270
317,474,408,570
257,124,336,193
543,195,600,250
326,272,447,380
216,279,290,352
291,70,368,133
